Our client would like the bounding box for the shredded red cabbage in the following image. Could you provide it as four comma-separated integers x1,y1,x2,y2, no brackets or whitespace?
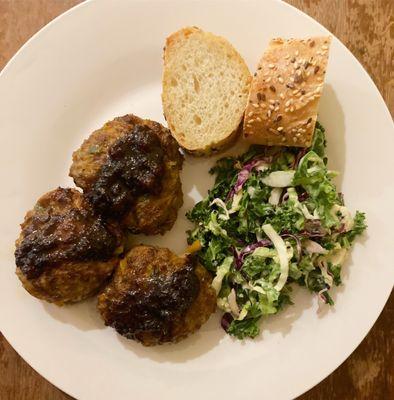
227,158,272,200
293,148,308,169
232,239,272,270
281,191,289,203
298,191,309,202
303,219,325,238
221,312,234,331
241,239,272,255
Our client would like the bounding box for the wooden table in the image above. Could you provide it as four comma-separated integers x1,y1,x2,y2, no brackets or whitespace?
0,1,392,399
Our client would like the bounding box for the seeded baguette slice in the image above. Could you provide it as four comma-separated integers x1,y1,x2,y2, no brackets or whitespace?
243,37,331,147
162,27,251,155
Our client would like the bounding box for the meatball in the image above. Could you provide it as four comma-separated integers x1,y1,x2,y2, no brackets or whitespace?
97,245,216,345
15,188,122,305
69,115,184,235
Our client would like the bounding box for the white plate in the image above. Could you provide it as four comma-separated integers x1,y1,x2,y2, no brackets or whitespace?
0,1,393,399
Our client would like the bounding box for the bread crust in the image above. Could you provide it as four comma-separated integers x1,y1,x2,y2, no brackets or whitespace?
243,37,331,147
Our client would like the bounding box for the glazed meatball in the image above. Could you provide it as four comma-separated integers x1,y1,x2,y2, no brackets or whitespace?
69,115,184,235
15,188,122,305
97,245,216,346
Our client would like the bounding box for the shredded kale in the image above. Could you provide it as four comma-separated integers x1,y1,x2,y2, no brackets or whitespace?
186,124,366,339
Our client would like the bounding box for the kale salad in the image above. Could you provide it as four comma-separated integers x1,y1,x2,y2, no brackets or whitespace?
186,123,366,339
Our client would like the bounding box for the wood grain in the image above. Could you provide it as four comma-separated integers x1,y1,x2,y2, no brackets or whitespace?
0,1,392,399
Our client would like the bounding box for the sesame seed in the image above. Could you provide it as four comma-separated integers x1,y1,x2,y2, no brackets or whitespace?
322,45,328,50
261,103,267,108
295,92,302,97
284,108,289,113
277,126,284,131
258,66,262,70
300,96,304,102
279,93,285,99
269,99,276,104
296,132,301,137
285,54,290,59
269,85,276,92
267,110,272,117
285,99,292,107
306,122,312,128
290,106,295,112
248,111,254,117
256,117,262,122
317,77,323,81
252,103,259,108
301,89,306,95
249,119,255,123
269,105,275,110
278,77,284,84
304,61,311,69
265,76,272,83
282,137,286,142
286,83,295,89
292,137,298,142
293,89,299,95
269,63,275,68
274,106,279,111
295,50,299,56
314,66,320,74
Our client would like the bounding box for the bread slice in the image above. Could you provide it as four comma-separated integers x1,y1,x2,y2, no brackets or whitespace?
243,37,331,147
162,27,251,155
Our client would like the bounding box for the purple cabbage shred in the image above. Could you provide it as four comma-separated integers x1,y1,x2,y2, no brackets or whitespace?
221,313,234,331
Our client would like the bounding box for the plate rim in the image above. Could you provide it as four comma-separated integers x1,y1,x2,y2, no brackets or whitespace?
0,1,393,399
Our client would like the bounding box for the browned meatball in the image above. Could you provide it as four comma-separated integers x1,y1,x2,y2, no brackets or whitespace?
69,115,184,235
97,245,216,346
15,188,122,305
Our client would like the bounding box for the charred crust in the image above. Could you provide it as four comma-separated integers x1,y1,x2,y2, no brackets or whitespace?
15,188,120,279
87,125,165,217
100,251,200,343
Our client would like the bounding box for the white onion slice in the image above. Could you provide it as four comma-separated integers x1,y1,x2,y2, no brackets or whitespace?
210,198,229,220
262,224,289,291
304,239,328,254
262,170,295,187
229,190,243,214
228,288,240,317
268,188,283,205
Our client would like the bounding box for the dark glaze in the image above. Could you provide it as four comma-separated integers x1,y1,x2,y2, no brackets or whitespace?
87,125,165,216
107,256,200,341
15,191,118,279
